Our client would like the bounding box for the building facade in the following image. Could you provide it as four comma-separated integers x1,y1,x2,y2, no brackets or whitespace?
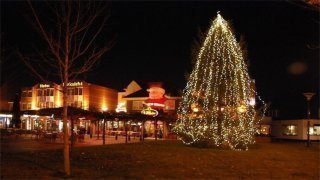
271,119,320,140
112,81,181,138
20,81,118,111
19,81,118,132
0,83,14,128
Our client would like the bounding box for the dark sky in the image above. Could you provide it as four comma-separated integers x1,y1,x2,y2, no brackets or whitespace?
1,1,319,119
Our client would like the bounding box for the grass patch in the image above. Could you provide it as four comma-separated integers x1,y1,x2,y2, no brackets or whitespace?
1,139,319,179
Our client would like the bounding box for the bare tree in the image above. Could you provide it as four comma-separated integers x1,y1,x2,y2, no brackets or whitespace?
19,1,114,176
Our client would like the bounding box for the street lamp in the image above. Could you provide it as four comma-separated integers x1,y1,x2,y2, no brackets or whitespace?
102,107,108,145
303,92,315,147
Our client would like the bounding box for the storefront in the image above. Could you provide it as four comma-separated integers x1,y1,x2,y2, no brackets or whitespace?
0,113,12,129
271,119,320,140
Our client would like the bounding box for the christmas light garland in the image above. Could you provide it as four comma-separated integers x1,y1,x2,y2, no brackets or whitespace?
174,12,264,151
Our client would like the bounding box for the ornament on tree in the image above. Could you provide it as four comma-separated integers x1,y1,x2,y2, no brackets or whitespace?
174,12,259,150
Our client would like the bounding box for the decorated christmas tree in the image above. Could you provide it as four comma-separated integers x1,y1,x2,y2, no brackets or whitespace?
174,12,257,150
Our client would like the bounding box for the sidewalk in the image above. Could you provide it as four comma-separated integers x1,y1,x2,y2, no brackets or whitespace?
75,135,142,146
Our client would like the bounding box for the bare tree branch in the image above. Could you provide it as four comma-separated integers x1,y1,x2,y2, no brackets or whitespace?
22,1,114,176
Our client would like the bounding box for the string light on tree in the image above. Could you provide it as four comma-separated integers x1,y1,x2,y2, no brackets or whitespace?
174,12,263,150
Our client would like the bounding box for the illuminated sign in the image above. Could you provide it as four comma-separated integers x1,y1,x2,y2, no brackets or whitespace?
39,84,50,88
116,102,127,113
141,106,158,117
65,82,83,87
144,102,165,108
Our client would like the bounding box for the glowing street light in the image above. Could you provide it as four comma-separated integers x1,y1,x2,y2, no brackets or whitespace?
101,107,108,112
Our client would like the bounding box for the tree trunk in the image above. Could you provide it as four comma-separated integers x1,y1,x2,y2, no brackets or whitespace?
63,18,71,175
103,119,106,145
63,84,70,176
71,115,74,148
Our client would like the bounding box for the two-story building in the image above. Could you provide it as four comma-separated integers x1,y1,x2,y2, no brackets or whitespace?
19,81,118,133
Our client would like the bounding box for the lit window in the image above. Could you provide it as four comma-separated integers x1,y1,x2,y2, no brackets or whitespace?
282,125,297,136
22,103,27,110
73,101,82,108
22,91,27,97
38,90,43,96
165,100,176,110
67,89,74,95
132,101,144,110
75,88,78,95
46,102,50,108
311,124,320,136
27,103,31,110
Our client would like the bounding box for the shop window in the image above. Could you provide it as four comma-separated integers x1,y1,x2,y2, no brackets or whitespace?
311,124,320,136
282,125,297,136
132,101,144,110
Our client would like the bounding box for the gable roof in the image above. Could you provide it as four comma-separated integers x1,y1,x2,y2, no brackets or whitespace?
123,89,149,98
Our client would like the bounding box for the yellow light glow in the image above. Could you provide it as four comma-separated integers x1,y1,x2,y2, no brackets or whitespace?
56,90,61,107
192,107,199,112
101,107,108,112
237,105,246,113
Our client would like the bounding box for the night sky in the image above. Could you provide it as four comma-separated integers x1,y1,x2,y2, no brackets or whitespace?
1,1,319,119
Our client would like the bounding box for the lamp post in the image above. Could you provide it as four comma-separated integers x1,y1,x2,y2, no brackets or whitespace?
303,92,315,147
102,107,108,145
